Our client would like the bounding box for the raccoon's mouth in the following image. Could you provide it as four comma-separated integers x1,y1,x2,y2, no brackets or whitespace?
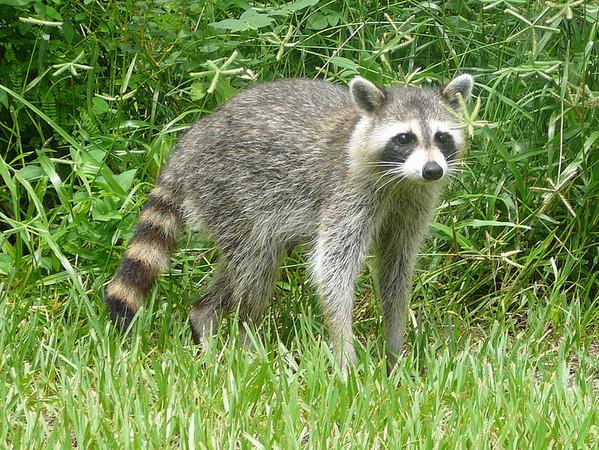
371,162,446,190
399,148,448,183
399,165,446,183
367,156,448,191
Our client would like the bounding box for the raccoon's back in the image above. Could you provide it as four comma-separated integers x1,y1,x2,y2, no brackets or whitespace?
177,78,355,161
164,79,359,218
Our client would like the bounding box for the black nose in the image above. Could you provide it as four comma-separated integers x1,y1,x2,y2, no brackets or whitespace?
422,161,444,181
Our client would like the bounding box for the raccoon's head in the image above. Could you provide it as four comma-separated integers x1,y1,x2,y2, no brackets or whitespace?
348,74,474,185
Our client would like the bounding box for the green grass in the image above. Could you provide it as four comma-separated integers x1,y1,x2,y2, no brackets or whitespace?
1,0,598,447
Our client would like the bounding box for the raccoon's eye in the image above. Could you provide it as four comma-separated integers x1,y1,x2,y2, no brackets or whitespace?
394,133,415,145
435,132,451,144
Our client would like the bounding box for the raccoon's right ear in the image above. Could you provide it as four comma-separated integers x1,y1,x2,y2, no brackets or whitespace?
441,74,474,110
350,76,385,115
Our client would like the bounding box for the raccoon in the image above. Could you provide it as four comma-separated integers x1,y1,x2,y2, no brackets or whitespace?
104,73,474,372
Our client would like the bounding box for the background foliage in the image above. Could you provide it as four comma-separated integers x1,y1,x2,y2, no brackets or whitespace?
0,0,597,447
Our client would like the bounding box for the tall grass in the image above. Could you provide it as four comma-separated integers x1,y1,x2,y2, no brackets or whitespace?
0,0,597,447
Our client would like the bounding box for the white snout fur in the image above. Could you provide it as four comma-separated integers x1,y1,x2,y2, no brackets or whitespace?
402,147,448,181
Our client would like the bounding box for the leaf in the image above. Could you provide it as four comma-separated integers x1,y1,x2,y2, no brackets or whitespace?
34,2,63,20
429,222,475,251
190,80,206,101
329,56,359,71
454,219,531,230
276,0,319,14
0,254,12,276
91,97,109,114
113,169,137,192
327,11,342,27
91,198,123,222
583,130,599,153
240,10,275,29
209,18,249,32
61,20,75,43
306,12,328,30
214,78,238,103
36,149,69,208
0,0,36,6
200,43,221,53
17,164,44,180
0,89,7,109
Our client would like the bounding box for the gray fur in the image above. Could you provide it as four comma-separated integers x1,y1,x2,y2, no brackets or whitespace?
442,74,474,109
350,76,386,114
110,74,472,373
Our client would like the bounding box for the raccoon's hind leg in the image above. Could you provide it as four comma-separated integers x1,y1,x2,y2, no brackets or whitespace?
189,243,284,348
105,184,182,329
188,259,234,346
233,244,285,347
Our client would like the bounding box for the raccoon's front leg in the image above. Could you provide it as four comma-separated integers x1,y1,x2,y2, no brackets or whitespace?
375,213,427,369
311,208,375,373
375,249,415,369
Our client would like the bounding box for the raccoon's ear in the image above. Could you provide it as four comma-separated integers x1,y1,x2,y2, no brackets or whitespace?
350,76,385,115
441,74,474,109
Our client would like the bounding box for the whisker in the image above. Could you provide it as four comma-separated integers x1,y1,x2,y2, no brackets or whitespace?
360,161,404,169
373,167,411,194
373,169,397,189
448,161,469,169
376,174,405,194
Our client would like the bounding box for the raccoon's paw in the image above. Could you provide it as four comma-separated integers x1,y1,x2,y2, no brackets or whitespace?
334,345,358,381
189,304,218,346
105,295,137,331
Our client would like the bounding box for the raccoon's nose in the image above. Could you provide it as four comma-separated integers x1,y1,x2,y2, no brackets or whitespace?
422,161,444,181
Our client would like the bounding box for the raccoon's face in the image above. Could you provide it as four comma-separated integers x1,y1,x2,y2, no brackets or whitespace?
348,74,473,185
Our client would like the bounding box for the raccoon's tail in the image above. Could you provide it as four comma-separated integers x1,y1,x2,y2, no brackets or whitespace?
104,184,183,329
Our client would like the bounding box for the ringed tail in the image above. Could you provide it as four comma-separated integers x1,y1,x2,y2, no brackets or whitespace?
104,183,182,329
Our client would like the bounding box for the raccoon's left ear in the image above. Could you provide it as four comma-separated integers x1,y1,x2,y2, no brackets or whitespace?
350,76,385,115
441,74,474,109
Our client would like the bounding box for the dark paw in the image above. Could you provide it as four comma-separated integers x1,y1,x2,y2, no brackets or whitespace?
189,320,202,345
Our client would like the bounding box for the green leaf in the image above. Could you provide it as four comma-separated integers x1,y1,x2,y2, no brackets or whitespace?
113,169,137,193
327,11,342,26
190,81,206,101
276,0,319,14
0,89,7,109
0,0,35,6
329,56,359,71
36,149,70,209
92,97,109,115
91,197,123,222
214,78,238,103
429,222,475,251
454,220,531,230
0,254,12,276
17,165,44,180
240,10,275,29
62,20,75,44
210,18,249,32
306,12,328,30
34,2,63,20
200,43,221,53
